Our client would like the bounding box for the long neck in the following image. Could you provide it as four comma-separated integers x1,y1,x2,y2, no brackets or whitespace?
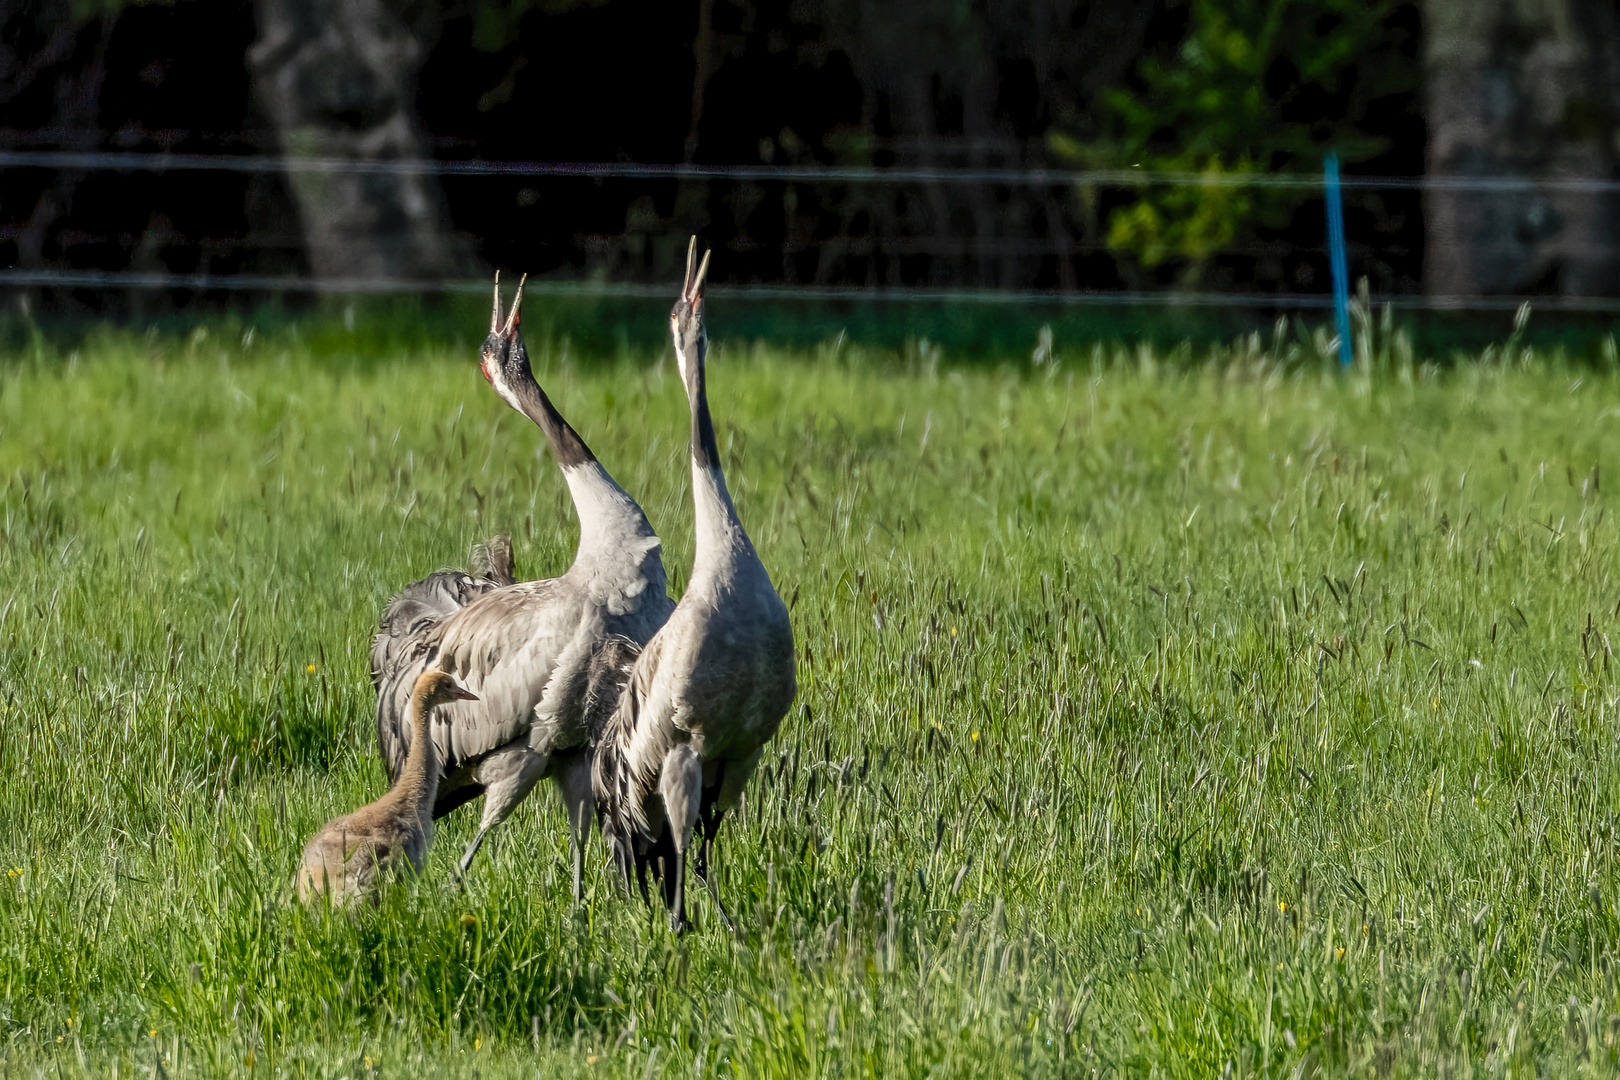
688,348,743,566
509,369,595,470
393,687,439,811
510,371,656,563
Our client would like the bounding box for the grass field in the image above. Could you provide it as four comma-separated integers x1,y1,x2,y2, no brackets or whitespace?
3,314,1620,1077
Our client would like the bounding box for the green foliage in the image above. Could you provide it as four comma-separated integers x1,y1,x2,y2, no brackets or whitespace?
5,323,1620,1075
1054,0,1416,284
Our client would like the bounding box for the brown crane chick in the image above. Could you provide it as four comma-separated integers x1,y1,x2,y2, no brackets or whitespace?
296,670,478,907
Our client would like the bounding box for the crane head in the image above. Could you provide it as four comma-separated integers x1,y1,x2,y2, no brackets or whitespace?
480,271,532,414
415,669,480,707
670,236,710,387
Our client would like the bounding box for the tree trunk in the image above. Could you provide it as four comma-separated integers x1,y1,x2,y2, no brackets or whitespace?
249,0,465,281
1423,0,1620,297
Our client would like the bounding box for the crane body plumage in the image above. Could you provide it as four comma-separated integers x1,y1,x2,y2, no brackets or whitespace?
372,277,673,888
595,241,796,930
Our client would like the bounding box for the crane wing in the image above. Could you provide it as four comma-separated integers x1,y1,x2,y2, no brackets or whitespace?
369,534,515,692
376,577,582,783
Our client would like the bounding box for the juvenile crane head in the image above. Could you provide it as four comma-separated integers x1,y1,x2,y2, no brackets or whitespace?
413,669,480,707
480,272,532,415
670,237,710,391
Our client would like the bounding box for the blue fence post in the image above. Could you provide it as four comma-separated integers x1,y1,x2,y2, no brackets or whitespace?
1325,152,1352,369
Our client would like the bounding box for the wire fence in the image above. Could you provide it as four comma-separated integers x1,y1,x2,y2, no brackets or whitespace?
10,149,1620,194
4,149,1618,316
12,267,1620,315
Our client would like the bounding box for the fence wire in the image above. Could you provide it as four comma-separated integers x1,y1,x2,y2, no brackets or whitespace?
10,267,1620,314
7,149,1620,194
4,149,1617,314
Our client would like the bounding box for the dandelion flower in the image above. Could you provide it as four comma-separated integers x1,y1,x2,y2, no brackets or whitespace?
1335,946,1345,959
307,663,317,673
1277,901,1290,912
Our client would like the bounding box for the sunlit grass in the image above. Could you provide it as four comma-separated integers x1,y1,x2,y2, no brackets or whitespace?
3,318,1620,1076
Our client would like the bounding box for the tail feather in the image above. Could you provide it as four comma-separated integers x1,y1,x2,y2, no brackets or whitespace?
470,534,515,585
591,635,678,894
582,635,641,740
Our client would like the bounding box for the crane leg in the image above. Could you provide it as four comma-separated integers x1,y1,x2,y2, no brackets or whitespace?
458,827,490,875
693,799,736,934
670,850,688,934
556,756,595,904
704,855,737,936
460,744,546,877
571,837,584,904
659,745,703,934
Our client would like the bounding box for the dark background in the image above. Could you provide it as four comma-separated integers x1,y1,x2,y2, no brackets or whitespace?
1,0,1615,330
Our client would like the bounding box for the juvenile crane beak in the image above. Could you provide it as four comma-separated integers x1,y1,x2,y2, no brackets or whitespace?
446,684,479,702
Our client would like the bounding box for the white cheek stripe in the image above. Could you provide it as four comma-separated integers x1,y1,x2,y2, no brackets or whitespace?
493,373,524,414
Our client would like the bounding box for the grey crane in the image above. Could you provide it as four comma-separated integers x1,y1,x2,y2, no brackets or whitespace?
594,240,797,931
373,275,674,893
298,670,479,907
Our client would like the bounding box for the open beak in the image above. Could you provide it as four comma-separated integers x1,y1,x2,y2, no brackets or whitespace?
504,274,526,336
490,271,528,339
682,236,711,303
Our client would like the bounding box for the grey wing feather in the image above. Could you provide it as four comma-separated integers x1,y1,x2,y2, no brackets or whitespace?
593,633,679,844
378,577,575,783
370,533,515,690
372,534,517,777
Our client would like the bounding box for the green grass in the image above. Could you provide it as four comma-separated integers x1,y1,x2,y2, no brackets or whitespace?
3,317,1620,1077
